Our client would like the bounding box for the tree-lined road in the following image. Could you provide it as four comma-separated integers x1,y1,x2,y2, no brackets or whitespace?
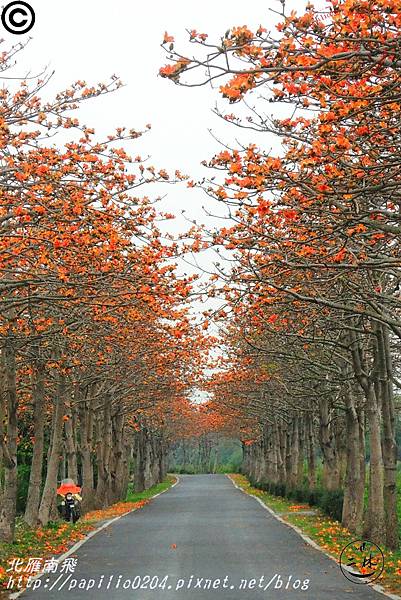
20,475,386,600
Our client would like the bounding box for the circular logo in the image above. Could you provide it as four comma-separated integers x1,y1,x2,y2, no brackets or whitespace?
1,1,35,35
340,540,384,584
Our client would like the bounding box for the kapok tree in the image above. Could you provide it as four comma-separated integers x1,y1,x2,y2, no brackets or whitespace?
159,0,401,548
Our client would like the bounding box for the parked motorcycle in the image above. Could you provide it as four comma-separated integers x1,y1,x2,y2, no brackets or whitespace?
57,478,82,523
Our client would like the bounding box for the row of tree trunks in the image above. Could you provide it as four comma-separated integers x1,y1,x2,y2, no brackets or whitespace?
241,318,398,550
1,368,171,536
244,415,316,492
241,407,368,535
348,320,398,548
167,435,220,473
133,428,167,492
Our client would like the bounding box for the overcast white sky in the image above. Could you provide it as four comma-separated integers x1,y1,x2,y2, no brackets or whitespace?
3,0,318,321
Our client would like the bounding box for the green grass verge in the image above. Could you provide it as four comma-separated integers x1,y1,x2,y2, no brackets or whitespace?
125,474,176,503
229,473,295,512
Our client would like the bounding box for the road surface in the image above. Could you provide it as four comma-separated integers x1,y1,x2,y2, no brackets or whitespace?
15,475,388,600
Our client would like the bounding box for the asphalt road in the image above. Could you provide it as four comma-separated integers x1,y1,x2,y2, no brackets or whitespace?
16,475,388,600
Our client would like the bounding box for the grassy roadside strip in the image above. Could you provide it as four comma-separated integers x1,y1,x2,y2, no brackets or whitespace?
229,474,401,598
0,475,177,594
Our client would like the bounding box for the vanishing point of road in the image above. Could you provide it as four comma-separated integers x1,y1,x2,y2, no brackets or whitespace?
18,475,388,600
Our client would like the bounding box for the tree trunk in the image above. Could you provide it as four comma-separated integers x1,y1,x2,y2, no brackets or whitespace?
24,362,46,526
363,384,385,544
297,416,305,487
65,409,78,482
306,414,316,489
277,422,287,485
110,412,125,503
0,342,18,542
342,390,365,534
38,376,66,526
318,397,340,491
95,400,112,508
79,391,95,512
134,429,146,492
289,417,300,489
377,323,399,549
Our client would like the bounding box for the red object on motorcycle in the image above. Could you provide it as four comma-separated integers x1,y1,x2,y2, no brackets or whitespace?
57,478,81,496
